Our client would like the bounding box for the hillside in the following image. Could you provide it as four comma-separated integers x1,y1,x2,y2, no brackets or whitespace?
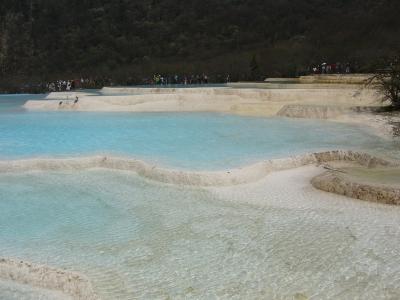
1,0,400,87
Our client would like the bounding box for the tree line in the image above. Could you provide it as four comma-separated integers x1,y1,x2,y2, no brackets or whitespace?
1,0,400,90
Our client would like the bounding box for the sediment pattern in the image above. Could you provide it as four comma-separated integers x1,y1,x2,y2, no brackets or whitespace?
298,74,372,84
0,258,98,300
1,151,399,298
24,87,379,115
0,151,397,187
277,104,352,119
311,172,400,205
277,104,380,119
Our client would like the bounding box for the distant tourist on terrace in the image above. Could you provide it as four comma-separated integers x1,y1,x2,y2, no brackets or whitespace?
310,62,353,75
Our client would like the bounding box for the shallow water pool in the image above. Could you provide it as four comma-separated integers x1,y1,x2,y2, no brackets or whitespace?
1,94,400,299
0,95,398,169
1,169,400,299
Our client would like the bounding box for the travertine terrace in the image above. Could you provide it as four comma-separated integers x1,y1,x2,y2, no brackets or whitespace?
24,85,380,118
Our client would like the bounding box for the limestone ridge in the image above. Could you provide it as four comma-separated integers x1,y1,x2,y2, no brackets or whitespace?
0,258,98,300
312,171,400,205
0,151,397,187
24,87,379,115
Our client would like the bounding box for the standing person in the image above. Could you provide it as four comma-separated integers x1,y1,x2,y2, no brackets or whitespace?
226,74,231,83
321,63,327,74
336,62,342,74
326,64,331,74
204,74,208,84
345,63,351,73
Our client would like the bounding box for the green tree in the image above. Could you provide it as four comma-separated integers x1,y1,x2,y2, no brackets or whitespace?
249,54,261,81
1,0,400,89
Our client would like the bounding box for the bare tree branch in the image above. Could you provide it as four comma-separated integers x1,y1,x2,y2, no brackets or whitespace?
367,57,400,109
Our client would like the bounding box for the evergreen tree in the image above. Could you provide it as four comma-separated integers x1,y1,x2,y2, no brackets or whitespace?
249,54,261,81
0,0,400,87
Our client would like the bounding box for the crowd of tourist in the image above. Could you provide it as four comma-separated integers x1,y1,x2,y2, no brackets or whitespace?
47,80,76,92
148,74,231,85
42,74,232,92
46,78,113,92
310,62,352,74
13,64,360,94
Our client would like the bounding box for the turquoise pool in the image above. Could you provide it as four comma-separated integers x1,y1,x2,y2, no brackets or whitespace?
1,169,400,299
1,94,400,299
0,95,398,169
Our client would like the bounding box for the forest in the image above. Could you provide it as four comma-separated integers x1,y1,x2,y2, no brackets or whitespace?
1,0,400,90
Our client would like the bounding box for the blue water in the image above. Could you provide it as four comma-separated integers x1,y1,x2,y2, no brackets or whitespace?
0,94,45,112
1,169,400,300
1,94,400,300
0,94,399,169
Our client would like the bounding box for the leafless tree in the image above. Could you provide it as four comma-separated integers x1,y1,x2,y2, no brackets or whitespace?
367,57,400,109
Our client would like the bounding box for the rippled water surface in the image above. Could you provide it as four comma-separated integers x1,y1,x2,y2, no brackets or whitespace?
0,280,71,300
1,94,400,299
0,95,399,169
1,169,400,299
